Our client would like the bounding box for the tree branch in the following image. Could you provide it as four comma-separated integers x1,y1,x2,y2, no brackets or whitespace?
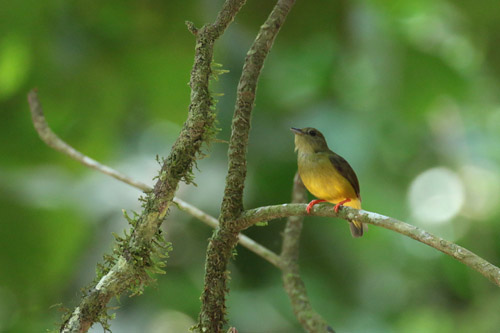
220,0,296,221
28,87,281,269
198,0,296,331
280,173,334,332
28,1,246,331
238,203,500,288
28,89,151,193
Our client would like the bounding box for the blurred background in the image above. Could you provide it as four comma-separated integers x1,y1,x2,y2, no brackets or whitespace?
2,0,500,332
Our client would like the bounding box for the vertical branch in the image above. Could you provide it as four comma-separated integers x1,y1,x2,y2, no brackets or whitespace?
53,0,246,331
220,0,296,221
281,173,334,332
198,0,296,332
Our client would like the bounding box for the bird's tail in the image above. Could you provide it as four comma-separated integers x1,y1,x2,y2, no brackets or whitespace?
344,198,363,238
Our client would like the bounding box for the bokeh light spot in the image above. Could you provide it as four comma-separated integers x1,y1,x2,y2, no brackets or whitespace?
460,164,500,220
408,167,464,225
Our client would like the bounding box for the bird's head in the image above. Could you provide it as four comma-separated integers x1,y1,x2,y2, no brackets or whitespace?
291,127,329,153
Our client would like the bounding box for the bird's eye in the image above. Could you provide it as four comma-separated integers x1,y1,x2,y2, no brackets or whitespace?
309,130,317,136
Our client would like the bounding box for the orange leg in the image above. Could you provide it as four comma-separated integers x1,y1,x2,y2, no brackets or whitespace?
333,198,351,213
306,199,327,214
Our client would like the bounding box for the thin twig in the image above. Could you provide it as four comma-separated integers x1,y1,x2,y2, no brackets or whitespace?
28,89,151,192
199,0,296,331
27,89,281,268
239,203,500,288
280,173,333,332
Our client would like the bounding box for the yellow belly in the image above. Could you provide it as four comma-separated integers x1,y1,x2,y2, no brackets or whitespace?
298,152,360,207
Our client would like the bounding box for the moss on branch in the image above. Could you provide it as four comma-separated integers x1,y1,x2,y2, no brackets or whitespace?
54,1,247,331
198,1,297,332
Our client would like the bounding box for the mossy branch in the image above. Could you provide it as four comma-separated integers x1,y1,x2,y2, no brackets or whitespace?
220,0,296,221
198,0,296,332
29,0,245,330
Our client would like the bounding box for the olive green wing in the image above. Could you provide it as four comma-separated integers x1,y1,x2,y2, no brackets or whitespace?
328,152,361,199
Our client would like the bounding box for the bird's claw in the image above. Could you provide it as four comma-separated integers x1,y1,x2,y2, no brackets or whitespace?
306,199,326,213
333,198,351,213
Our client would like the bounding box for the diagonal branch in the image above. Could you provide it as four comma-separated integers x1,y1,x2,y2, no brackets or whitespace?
28,87,281,268
198,0,296,331
280,173,334,332
28,89,151,192
238,203,500,288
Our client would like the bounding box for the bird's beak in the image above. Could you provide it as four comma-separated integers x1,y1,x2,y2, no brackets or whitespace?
290,127,303,135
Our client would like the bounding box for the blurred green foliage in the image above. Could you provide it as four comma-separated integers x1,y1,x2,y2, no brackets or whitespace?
1,0,500,332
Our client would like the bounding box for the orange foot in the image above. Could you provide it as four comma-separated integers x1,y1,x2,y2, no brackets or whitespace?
334,198,351,213
306,199,327,213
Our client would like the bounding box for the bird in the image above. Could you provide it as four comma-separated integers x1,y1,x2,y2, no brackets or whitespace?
291,127,364,237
